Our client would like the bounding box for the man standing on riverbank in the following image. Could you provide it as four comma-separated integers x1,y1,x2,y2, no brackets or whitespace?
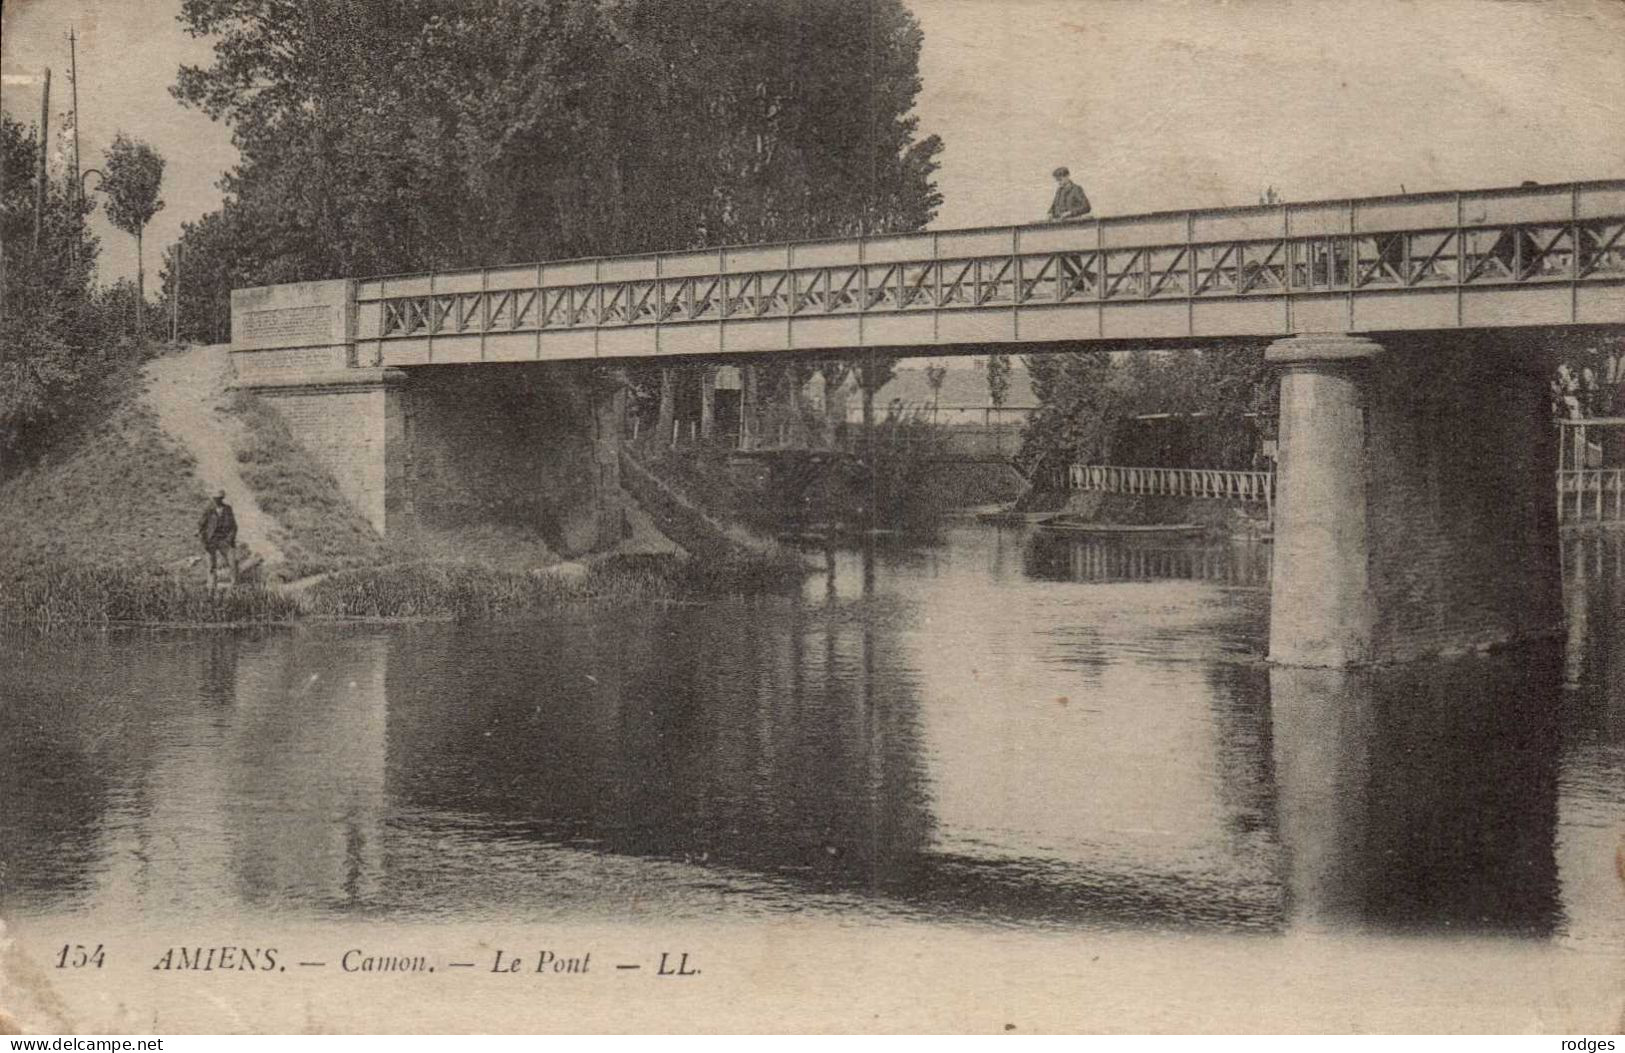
199,489,238,586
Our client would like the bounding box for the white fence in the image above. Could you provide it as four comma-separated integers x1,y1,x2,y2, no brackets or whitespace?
1068,465,1275,508
1557,419,1625,524
1558,468,1625,523
1068,460,1620,527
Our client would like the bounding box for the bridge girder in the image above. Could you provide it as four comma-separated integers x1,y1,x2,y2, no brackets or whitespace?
350,179,1625,368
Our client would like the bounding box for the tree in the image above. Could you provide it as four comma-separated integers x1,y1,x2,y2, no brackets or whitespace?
1,114,103,469
168,0,944,326
855,351,901,461
1016,343,1272,485
158,207,255,343
985,353,1011,408
924,362,948,423
857,352,899,403
817,358,853,437
101,133,165,335
1018,350,1114,480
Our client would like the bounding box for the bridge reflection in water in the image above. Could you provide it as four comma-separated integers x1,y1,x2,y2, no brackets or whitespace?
1272,656,1562,937
1,527,1620,948
1024,532,1273,587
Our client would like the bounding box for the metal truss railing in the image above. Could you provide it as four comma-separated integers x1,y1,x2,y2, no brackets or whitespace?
357,180,1625,345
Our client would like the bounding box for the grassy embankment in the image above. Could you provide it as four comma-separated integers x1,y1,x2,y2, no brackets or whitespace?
0,359,207,569
0,363,305,628
4,548,808,629
4,564,302,631
226,390,392,580
1,363,808,630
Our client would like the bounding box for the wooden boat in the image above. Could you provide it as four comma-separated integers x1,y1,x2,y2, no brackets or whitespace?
1035,517,1207,537
975,509,1058,524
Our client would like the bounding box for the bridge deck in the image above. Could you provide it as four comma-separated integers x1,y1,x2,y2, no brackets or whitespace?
352,179,1625,367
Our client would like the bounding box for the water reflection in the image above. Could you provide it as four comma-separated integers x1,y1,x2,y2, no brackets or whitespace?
1024,533,1271,587
1,526,1621,950
382,608,935,897
1271,653,1562,937
226,634,389,910
1554,532,1625,952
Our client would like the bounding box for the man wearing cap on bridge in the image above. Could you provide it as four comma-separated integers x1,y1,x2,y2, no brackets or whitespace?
1046,166,1092,222
1047,167,1094,294
199,489,239,587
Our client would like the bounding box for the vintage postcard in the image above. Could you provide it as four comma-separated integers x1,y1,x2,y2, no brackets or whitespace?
2,0,1623,1036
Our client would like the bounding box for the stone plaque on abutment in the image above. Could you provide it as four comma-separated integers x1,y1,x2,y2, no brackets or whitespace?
230,279,356,384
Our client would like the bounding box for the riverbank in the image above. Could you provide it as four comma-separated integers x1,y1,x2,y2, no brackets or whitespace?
0,549,813,632
0,340,818,631
1008,489,1270,537
0,346,396,579
300,550,811,619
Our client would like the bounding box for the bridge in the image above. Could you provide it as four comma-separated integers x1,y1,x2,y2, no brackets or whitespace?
323,179,1625,365
230,178,1625,668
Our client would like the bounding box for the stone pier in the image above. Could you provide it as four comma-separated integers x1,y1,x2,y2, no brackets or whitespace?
230,279,412,534
1267,330,1562,666
230,280,623,555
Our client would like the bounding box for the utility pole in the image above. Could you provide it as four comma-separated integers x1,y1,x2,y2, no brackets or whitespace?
69,30,82,270
33,68,51,252
171,243,182,344
863,0,876,238
1,90,6,332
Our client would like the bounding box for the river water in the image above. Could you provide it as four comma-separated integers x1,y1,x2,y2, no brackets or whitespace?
3,524,1623,955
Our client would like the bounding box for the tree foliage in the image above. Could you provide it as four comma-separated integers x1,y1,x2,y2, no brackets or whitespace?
101,134,166,241
1017,344,1272,480
158,209,248,343
102,133,166,331
1018,351,1115,478
167,0,944,339
855,351,902,434
0,115,107,469
985,352,1010,408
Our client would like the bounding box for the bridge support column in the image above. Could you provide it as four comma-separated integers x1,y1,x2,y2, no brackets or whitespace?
1267,331,1560,666
243,368,413,536
1268,334,1380,665
699,366,716,438
587,378,628,550
657,368,676,446
740,366,758,450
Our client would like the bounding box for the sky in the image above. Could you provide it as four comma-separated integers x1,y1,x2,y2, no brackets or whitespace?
3,0,1624,286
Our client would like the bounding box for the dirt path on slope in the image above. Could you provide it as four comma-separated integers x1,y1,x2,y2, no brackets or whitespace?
142,344,288,567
